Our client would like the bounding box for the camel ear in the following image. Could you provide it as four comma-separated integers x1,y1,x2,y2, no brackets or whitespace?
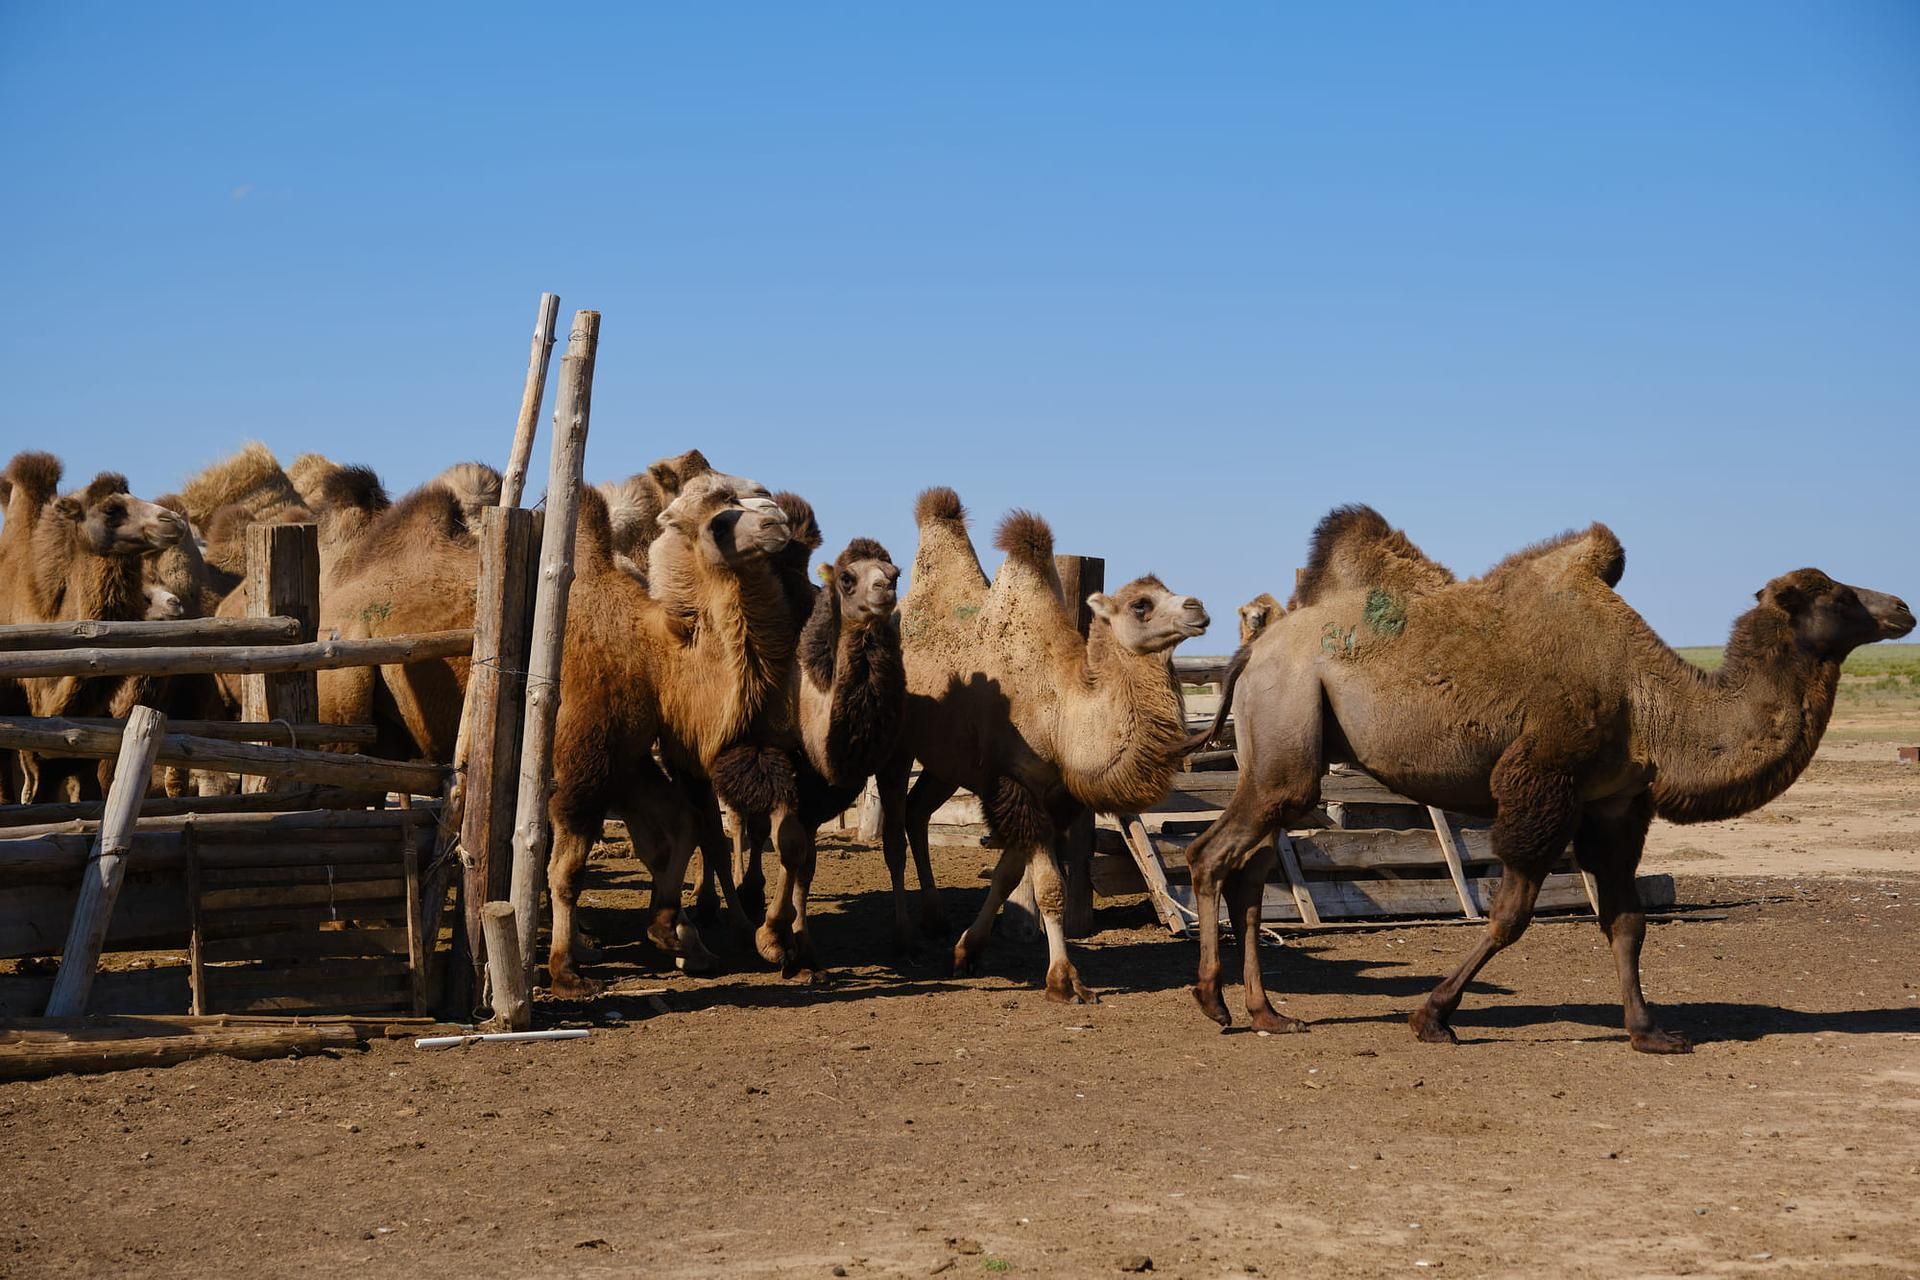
1087,593,1116,623
648,460,685,495
1763,581,1808,614
51,496,83,522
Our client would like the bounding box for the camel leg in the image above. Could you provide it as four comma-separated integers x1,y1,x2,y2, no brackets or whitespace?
904,769,956,938
1410,751,1574,1045
1181,793,1287,1029
753,806,810,968
782,825,822,982
738,811,771,921
616,794,715,977
1576,799,1691,1054
1028,845,1096,1004
952,841,1030,978
686,782,754,941
876,755,919,954
547,823,601,998
1227,845,1307,1033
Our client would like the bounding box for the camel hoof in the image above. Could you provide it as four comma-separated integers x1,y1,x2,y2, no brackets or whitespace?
1190,985,1232,1029
754,925,788,967
951,940,985,979
546,968,602,1000
1630,1028,1694,1055
691,892,721,928
1408,1007,1459,1045
1249,1005,1309,1035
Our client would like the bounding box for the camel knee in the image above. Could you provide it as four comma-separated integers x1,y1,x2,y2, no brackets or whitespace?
1485,907,1532,948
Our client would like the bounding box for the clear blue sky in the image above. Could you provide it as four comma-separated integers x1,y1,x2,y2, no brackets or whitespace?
3,2,1915,645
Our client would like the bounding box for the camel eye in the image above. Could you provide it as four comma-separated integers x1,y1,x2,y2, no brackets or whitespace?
1131,598,1152,618
840,572,855,590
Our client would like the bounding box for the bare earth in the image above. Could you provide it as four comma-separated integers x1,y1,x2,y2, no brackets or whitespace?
3,726,1917,1279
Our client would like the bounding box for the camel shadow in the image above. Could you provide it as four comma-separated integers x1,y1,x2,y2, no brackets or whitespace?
1426,999,1920,1046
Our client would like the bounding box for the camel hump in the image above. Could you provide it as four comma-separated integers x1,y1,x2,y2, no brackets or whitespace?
1485,522,1626,590
1293,505,1449,607
178,442,300,529
993,510,1054,569
773,491,824,553
315,464,390,515
432,461,502,521
2,451,63,507
914,486,966,528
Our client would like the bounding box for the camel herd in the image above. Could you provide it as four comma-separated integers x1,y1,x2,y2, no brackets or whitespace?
1,445,1911,1055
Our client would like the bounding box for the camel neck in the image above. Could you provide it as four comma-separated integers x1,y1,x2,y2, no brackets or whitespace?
1055,626,1187,813
1640,609,1838,824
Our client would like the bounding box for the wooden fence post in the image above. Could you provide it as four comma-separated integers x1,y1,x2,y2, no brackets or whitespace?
509,310,599,988
455,507,535,999
44,706,167,1016
500,293,562,509
240,523,319,794
480,901,532,1031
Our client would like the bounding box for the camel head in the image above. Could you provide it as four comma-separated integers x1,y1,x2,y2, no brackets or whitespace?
1757,569,1914,660
827,538,901,622
51,474,187,556
657,475,791,566
1237,592,1282,647
142,582,186,620
1090,575,1210,654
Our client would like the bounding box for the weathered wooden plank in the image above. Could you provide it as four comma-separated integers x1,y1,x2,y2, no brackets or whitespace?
198,900,410,938
1427,806,1485,921
0,788,377,828
0,968,188,1019
240,523,320,795
0,616,301,651
201,928,413,963
0,878,191,958
200,958,412,992
198,880,407,912
46,707,168,1016
0,1023,359,1080
0,629,473,680
26,718,378,746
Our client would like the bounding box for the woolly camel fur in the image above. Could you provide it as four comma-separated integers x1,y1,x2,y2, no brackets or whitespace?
545,478,796,994
1237,592,1282,648
879,488,1210,1001
1182,504,1914,1052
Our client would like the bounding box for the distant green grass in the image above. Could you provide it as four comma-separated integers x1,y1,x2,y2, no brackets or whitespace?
1676,642,1920,726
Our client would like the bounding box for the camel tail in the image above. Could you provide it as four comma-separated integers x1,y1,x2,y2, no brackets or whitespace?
1177,644,1252,755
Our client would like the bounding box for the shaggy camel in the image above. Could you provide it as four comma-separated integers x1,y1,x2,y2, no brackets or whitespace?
1237,592,1282,647
878,489,1210,1001
1181,505,1914,1052
0,455,189,800
715,528,906,976
545,477,796,994
599,449,769,582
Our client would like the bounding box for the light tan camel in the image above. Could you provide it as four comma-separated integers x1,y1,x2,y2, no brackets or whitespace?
1237,592,1282,647
599,449,769,582
1181,505,1915,1052
878,488,1210,1001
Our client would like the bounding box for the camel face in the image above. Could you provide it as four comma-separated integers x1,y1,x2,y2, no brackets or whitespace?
52,484,187,557
1090,575,1209,654
836,555,900,621
142,583,185,620
1763,570,1915,658
658,479,791,567
1237,593,1281,647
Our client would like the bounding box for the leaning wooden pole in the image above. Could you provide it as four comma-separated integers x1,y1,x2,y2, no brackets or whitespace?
500,292,562,509
44,706,167,1017
508,310,599,988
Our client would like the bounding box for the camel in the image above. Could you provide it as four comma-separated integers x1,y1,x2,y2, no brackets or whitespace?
0,456,189,800
1237,592,1282,647
878,488,1210,1001
544,476,796,994
1180,504,1915,1052
598,449,722,580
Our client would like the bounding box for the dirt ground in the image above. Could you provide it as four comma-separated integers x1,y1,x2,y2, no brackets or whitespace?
3,733,1917,1279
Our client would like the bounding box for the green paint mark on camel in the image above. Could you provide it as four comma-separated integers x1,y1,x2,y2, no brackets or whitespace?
1363,589,1407,637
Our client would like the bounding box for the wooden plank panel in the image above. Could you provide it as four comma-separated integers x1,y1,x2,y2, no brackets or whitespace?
196,863,406,889
198,900,409,938
201,928,413,963
1162,872,1673,924
199,880,407,912
0,878,190,958
202,958,411,992
0,968,190,1018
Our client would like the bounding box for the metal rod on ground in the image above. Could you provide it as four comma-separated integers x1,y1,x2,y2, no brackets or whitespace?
453,507,535,1002
500,292,562,508
509,310,599,989
241,524,320,794
44,706,167,1017
480,901,531,1031
0,616,302,651
0,630,474,681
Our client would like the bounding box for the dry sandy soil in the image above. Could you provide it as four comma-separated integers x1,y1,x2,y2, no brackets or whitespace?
2,730,1916,1279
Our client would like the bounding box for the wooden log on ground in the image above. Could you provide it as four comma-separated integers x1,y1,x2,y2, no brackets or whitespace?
0,718,445,796
510,309,598,985
480,901,531,1031
44,707,167,1016
500,291,562,508
0,630,473,681
0,616,302,651
241,524,321,793
0,1023,359,1081
455,507,535,996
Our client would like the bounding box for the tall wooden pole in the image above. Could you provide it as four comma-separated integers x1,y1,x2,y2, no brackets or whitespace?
240,523,320,795
500,293,562,509
508,310,598,987
45,705,167,1016
454,506,535,998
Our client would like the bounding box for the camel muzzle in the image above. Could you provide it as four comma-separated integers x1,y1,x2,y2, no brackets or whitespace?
1861,588,1915,640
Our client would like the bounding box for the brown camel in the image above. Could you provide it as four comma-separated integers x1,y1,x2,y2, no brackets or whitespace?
545,476,796,993
878,488,1210,1001
0,456,189,800
1237,592,1282,647
1181,505,1914,1052
599,449,770,582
